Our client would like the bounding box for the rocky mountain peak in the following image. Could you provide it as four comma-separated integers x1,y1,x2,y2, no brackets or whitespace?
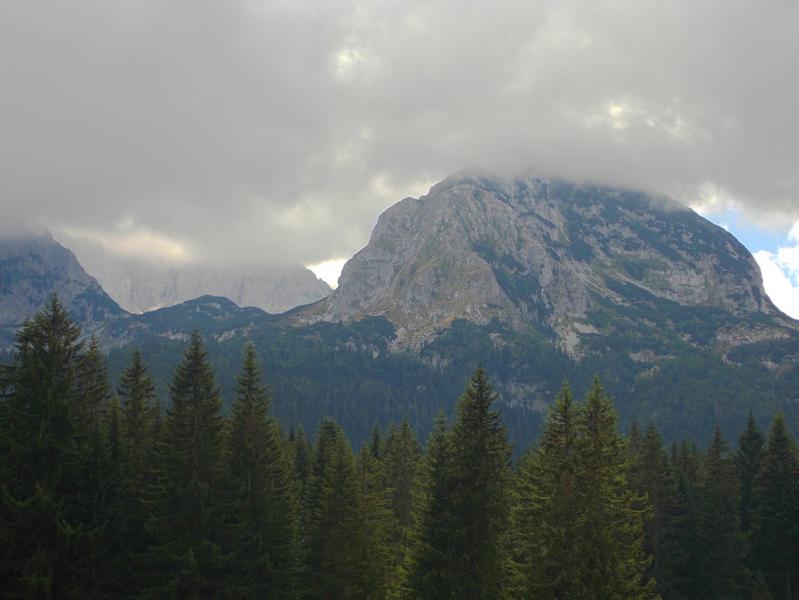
0,230,124,347
307,170,787,352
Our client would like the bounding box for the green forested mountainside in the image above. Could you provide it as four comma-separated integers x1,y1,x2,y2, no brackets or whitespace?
3,299,798,599
97,296,799,451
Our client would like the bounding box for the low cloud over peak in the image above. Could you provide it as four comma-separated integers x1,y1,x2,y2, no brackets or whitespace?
1,0,798,269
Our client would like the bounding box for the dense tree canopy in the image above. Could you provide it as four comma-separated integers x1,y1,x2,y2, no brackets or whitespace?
1,298,798,599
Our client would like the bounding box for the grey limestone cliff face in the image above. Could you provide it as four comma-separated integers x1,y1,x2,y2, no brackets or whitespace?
313,171,786,349
58,236,332,315
0,231,124,346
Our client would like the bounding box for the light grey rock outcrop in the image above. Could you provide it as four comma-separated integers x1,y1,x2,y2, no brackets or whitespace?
307,170,790,351
0,231,124,346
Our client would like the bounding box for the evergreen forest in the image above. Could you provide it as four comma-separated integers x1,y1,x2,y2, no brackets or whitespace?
2,297,799,599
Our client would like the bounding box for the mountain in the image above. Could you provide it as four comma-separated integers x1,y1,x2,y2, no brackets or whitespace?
0,231,124,347
59,235,331,314
91,171,799,449
307,170,792,352
4,171,797,449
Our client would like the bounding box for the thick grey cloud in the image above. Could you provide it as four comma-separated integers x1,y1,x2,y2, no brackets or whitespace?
1,0,798,266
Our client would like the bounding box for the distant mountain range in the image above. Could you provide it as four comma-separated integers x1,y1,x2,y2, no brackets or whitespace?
61,235,331,314
0,231,330,347
2,170,797,448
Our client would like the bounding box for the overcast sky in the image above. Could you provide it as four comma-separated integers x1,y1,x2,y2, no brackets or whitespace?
0,0,797,315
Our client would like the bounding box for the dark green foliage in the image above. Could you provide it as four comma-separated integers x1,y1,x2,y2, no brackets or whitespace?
512,383,583,598
105,298,799,459
141,331,245,599
737,412,765,536
350,446,395,599
116,348,160,589
411,368,512,599
409,412,456,599
751,413,799,600
513,380,655,599
381,418,422,595
288,424,313,491
698,426,749,598
3,298,799,600
228,343,298,599
382,418,422,541
303,419,361,599
631,423,687,599
0,296,87,598
573,379,654,599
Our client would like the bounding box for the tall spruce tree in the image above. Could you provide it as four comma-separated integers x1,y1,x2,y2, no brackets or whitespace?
671,440,705,598
512,382,583,598
116,349,160,595
576,378,655,599
71,334,115,599
228,343,298,599
303,419,361,599
751,413,799,600
631,422,686,599
737,412,765,536
350,446,395,599
412,367,512,599
409,411,455,599
699,425,749,599
382,418,422,544
0,296,86,598
141,331,245,599
513,380,655,599
382,419,422,597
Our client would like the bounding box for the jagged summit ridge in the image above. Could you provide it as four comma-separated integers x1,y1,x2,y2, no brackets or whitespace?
311,170,785,350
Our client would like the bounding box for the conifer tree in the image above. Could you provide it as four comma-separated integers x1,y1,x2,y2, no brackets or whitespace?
629,420,642,454
288,424,313,491
512,382,583,598
576,378,655,599
117,349,160,574
141,331,245,599
382,419,422,596
350,446,395,599
751,413,799,600
228,343,298,599
737,412,765,535
631,422,686,599
412,367,512,599
382,418,422,543
0,297,87,597
698,425,749,598
409,411,455,599
303,419,361,599
671,440,705,597
71,335,115,599
514,380,655,599
369,423,383,459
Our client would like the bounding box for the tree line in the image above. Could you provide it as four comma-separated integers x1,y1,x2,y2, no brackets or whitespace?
1,297,798,599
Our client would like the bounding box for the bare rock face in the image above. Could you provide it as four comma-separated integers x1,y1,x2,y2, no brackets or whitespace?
312,170,789,352
59,237,331,315
0,231,124,346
